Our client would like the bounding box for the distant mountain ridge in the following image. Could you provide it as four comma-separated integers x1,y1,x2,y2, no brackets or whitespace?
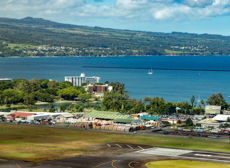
0,17,230,57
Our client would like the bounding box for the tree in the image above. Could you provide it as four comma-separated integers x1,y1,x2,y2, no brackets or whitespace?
48,80,59,88
163,121,170,126
200,100,205,108
71,86,86,93
13,79,29,93
179,102,192,114
0,81,12,91
39,79,49,89
94,97,99,101
60,105,66,112
185,118,193,126
144,97,152,102
57,88,81,100
28,78,40,93
58,81,73,89
109,82,126,94
74,104,80,110
159,102,176,115
81,83,87,87
190,95,195,107
177,120,182,124
47,104,55,112
227,117,230,122
67,104,73,110
23,95,36,105
78,93,91,103
27,105,35,112
2,89,24,104
149,97,165,107
94,105,101,111
78,106,84,112
206,93,228,109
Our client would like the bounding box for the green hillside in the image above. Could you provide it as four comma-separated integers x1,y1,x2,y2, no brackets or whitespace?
0,17,230,57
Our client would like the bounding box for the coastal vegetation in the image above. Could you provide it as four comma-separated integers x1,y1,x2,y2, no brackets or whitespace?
101,89,229,115
1,17,230,57
0,78,229,114
0,79,89,111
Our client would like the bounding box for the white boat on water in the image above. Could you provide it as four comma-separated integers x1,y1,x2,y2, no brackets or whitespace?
148,68,153,75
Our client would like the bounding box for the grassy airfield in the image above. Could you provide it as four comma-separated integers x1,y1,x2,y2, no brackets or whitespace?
146,160,230,168
0,123,230,162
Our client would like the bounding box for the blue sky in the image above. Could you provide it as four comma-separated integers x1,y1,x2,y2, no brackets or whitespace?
0,0,230,35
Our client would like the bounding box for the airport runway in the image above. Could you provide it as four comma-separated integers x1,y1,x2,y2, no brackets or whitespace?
1,144,230,168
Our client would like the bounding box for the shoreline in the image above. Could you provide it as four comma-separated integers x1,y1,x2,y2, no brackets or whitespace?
35,100,77,105
1,55,230,58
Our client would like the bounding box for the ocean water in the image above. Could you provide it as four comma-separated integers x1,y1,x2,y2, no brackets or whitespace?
0,56,230,103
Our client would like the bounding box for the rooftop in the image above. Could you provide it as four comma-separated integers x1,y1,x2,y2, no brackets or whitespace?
205,106,221,110
0,78,12,81
198,118,218,123
141,116,159,120
113,119,134,123
213,115,230,122
83,111,132,120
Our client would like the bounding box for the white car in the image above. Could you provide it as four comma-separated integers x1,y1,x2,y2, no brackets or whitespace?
50,121,56,124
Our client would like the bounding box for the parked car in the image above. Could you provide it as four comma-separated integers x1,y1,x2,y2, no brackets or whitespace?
16,121,21,124
6,119,12,123
34,121,40,125
20,120,27,123
26,120,33,124
50,121,56,125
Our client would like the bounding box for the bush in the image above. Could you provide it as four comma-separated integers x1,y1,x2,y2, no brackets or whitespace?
185,118,193,126
163,121,170,126
177,120,182,124
6,104,11,108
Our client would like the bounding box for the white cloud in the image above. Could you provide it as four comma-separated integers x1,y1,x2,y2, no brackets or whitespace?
182,0,214,7
0,0,230,22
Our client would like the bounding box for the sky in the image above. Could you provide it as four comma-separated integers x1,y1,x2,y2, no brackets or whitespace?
0,0,230,35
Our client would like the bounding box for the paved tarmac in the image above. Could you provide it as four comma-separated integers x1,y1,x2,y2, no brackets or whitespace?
1,143,230,168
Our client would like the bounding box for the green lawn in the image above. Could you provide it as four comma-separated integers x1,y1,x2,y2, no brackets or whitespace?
146,160,230,168
0,104,26,110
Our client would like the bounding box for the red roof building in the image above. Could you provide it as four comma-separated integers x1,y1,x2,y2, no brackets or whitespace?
10,112,36,118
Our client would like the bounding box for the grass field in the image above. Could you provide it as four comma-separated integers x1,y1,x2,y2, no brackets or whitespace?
145,160,230,168
0,123,230,162
0,104,25,110
7,43,40,49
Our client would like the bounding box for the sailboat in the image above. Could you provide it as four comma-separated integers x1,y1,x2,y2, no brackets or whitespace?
148,68,153,75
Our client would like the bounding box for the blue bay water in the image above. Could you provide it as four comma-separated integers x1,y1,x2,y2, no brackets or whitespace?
0,56,230,103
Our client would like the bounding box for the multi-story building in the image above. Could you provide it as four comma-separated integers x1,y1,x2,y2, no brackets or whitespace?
87,84,113,93
64,73,100,86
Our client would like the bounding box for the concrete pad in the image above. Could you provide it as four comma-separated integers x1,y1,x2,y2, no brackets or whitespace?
136,147,193,156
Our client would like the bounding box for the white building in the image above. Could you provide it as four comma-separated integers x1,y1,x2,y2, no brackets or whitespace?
64,73,100,86
205,105,221,114
0,78,12,82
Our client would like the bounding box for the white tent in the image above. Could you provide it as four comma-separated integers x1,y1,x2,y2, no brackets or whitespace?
213,115,230,122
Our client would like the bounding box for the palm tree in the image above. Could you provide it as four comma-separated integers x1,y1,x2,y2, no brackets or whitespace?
200,100,205,108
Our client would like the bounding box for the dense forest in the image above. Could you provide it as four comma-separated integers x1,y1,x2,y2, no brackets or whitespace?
1,17,230,57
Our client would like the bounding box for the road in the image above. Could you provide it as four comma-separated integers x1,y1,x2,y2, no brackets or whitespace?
1,143,230,168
